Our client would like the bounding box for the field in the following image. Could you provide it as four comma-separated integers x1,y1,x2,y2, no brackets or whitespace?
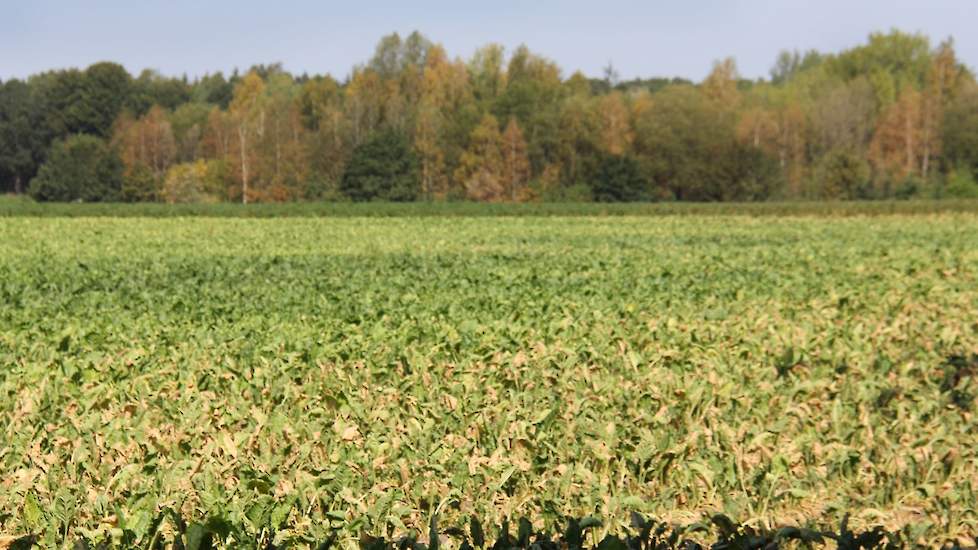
3,195,978,218
1,208,977,547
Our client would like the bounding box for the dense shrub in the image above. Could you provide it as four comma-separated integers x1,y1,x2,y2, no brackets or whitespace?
591,154,647,202
340,131,420,201
28,134,124,202
120,164,160,202
722,145,784,201
944,87,978,181
945,169,978,199
816,149,871,200
162,160,229,203
541,181,593,202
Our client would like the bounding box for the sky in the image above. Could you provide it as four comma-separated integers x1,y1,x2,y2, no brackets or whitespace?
2,0,977,82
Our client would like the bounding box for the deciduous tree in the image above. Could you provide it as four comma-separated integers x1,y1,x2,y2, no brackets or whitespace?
112,105,176,180
455,114,505,201
596,92,633,155
869,85,923,185
229,72,265,203
501,117,530,201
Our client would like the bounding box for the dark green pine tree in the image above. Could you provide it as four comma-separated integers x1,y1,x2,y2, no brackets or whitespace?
340,130,420,201
591,153,647,202
28,134,124,202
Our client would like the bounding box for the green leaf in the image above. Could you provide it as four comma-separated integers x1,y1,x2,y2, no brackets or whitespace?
185,523,213,550
470,517,485,548
23,493,42,530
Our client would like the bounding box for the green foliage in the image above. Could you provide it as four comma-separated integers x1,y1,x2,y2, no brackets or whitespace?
75,62,132,137
27,134,123,201
891,175,924,200
726,144,784,201
162,160,229,203
169,102,214,155
192,72,235,108
770,49,824,84
352,513,908,550
815,149,871,199
635,85,761,201
368,31,432,79
1,200,978,218
591,154,647,202
129,69,192,114
492,46,563,173
826,30,932,92
2,30,978,205
0,214,977,547
539,181,593,202
944,87,978,180
0,80,44,193
27,509,921,549
29,68,88,138
340,131,420,201
120,164,160,202
945,169,978,199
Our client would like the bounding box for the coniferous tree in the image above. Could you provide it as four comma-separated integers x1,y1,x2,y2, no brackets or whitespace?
591,153,646,202
28,135,124,202
340,130,419,201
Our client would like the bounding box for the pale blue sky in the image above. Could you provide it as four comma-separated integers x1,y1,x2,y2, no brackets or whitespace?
2,0,976,82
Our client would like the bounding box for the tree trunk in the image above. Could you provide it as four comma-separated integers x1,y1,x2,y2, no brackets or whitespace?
922,139,930,178
905,109,914,177
921,98,931,179
14,175,22,195
509,141,516,202
239,127,249,204
140,125,147,170
272,117,281,183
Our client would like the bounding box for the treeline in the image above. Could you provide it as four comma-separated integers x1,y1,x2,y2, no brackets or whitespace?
2,30,978,203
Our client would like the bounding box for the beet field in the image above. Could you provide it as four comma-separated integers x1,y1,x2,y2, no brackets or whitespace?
1,211,977,547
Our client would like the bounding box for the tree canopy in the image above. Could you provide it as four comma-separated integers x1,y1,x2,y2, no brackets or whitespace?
2,29,976,202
